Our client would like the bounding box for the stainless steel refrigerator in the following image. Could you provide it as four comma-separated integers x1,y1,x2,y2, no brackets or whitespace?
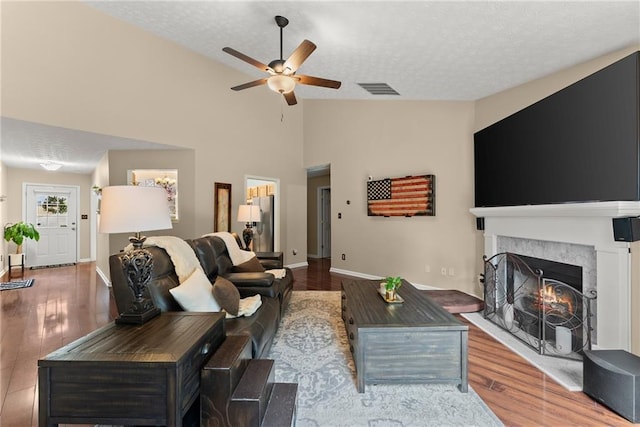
252,195,274,252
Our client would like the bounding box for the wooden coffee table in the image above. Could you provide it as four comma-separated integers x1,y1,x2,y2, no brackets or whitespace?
341,279,468,393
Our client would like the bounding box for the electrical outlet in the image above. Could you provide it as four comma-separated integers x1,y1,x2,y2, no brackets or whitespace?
448,267,455,276
440,267,447,276
342,253,346,260
425,265,431,273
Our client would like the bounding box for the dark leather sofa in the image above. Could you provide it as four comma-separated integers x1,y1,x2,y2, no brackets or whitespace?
109,235,294,359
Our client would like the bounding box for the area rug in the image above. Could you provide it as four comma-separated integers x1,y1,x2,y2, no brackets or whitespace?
269,291,503,427
462,312,582,391
0,278,34,291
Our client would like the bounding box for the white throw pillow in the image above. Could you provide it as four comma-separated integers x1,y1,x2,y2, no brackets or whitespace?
169,268,221,312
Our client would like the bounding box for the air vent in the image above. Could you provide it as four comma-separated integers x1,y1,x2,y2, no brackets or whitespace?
357,83,400,96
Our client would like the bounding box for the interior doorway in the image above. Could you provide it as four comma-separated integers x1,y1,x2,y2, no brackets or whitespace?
244,176,280,251
319,186,331,258
307,165,331,259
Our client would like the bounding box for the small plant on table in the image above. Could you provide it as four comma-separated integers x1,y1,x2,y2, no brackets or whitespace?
384,276,402,300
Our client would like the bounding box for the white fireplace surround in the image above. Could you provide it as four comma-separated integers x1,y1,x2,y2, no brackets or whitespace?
471,201,640,351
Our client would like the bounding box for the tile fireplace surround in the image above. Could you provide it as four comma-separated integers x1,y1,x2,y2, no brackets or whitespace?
471,201,640,351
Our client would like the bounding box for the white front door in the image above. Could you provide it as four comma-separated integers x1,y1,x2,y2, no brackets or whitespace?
25,184,78,267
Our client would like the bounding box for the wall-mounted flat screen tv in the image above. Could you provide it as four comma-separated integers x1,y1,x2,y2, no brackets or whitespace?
474,51,640,208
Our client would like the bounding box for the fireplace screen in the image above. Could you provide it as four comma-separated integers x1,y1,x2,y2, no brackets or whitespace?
482,252,596,360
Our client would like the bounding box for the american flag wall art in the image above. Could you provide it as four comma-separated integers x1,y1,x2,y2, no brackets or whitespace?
367,174,435,217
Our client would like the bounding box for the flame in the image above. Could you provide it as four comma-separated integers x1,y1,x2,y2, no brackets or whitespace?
537,285,574,314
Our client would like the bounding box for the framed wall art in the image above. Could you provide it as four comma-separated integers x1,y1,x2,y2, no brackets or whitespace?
128,169,179,221
214,182,232,232
367,174,435,217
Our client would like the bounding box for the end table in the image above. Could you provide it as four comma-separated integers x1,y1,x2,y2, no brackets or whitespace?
38,312,224,426
8,253,24,279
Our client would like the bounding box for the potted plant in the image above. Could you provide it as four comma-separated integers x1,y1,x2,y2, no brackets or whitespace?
4,222,40,254
383,276,402,301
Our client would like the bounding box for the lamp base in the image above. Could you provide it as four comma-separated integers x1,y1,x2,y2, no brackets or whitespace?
116,307,161,325
242,225,253,251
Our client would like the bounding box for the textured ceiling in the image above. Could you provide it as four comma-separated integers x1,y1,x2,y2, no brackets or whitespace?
1,118,180,174
84,0,640,101
2,1,639,173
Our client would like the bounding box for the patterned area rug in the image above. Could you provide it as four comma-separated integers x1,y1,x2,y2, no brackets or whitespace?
269,291,503,427
0,279,34,291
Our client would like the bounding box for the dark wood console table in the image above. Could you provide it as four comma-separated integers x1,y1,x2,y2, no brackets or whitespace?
38,312,224,427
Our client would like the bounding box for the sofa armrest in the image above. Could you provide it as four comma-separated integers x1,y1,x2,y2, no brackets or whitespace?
255,251,283,269
223,272,275,288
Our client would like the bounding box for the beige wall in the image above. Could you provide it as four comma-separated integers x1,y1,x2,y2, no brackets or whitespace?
307,174,331,256
304,100,481,295
92,153,110,282
0,161,7,274
106,149,196,255
2,2,308,282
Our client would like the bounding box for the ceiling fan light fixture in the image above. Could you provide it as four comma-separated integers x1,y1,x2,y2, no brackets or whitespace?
267,75,296,94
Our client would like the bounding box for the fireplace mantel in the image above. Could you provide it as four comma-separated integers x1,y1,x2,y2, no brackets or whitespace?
471,201,638,351
471,201,640,219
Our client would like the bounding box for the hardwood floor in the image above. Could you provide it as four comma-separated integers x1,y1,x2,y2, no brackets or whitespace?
0,258,630,426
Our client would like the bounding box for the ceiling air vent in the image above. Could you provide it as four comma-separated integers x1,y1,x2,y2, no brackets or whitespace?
357,83,400,96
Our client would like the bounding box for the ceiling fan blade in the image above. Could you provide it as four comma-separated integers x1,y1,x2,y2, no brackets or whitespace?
283,40,316,72
230,78,268,91
223,47,272,72
283,91,297,106
295,74,342,89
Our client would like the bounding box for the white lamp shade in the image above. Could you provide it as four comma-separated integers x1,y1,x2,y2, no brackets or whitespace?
237,205,261,223
99,185,173,234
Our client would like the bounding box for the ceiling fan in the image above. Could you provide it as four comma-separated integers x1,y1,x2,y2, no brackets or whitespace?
223,15,341,106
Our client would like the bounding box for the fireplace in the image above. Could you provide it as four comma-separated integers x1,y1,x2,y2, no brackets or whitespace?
471,201,638,351
483,252,596,360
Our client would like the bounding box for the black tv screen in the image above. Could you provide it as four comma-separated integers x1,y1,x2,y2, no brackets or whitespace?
474,51,640,208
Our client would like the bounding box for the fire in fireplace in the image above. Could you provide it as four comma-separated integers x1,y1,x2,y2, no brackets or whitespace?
535,283,576,317
483,252,596,360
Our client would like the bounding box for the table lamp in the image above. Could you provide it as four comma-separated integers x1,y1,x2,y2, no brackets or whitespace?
237,204,261,250
99,185,172,324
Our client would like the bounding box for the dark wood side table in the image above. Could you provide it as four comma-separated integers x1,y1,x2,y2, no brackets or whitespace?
7,253,25,279
38,312,225,427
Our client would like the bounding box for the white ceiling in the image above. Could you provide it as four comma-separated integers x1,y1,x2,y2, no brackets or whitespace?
2,0,639,174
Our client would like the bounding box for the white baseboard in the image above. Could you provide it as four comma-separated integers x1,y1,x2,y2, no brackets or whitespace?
329,267,381,280
287,261,309,269
96,266,111,287
307,253,321,259
411,283,442,290
328,267,443,290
